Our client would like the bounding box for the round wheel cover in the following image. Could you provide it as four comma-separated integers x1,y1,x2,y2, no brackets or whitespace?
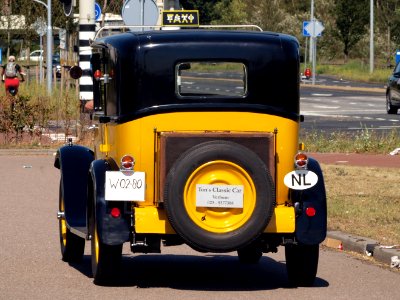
164,140,275,252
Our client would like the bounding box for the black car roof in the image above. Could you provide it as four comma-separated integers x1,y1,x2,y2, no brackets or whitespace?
92,30,300,122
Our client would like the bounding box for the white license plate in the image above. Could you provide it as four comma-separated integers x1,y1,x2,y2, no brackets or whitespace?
196,184,244,208
105,171,145,201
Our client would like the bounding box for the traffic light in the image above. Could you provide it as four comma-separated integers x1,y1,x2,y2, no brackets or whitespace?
59,0,73,17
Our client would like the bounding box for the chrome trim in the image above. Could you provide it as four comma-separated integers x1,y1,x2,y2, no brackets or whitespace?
57,211,65,220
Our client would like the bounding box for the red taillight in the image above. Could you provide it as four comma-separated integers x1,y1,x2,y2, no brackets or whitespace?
121,155,135,170
305,207,316,217
110,207,121,218
294,152,308,169
94,69,102,80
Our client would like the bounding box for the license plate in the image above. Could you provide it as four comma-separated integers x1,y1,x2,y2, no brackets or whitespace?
196,184,244,208
105,171,145,201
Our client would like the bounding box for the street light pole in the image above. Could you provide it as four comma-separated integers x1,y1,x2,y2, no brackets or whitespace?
32,0,52,93
370,0,374,73
310,0,316,85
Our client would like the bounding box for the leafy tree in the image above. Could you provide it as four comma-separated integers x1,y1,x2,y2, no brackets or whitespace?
212,0,248,25
376,0,400,63
333,0,369,61
179,0,222,24
281,0,309,15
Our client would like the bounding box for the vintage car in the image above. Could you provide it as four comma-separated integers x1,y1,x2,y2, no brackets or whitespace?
55,26,327,286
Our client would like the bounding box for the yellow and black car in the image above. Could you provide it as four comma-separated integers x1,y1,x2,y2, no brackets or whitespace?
55,27,327,286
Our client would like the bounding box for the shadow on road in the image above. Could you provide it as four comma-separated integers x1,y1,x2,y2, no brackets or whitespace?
68,253,329,290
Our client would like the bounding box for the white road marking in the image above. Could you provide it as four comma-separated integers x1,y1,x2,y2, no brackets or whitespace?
311,93,333,97
313,105,340,109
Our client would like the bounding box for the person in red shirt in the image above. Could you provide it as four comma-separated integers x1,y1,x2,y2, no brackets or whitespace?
1,55,25,96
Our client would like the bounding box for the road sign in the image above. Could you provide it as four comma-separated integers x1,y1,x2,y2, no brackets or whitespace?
33,18,46,37
95,2,101,21
122,0,158,31
303,20,324,37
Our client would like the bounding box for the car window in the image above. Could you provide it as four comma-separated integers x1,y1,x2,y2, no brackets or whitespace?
176,62,247,99
394,63,400,74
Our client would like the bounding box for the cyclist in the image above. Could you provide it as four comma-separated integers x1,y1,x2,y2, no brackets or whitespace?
1,55,25,96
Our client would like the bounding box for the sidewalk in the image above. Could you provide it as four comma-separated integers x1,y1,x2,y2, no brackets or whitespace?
309,152,400,168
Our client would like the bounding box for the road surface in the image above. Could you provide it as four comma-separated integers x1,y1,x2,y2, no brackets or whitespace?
0,154,398,299
300,86,400,132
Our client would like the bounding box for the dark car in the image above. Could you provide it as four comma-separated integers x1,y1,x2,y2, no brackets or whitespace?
52,54,61,78
386,63,400,114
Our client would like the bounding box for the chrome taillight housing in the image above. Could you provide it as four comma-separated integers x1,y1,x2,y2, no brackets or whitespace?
120,155,135,171
294,152,308,169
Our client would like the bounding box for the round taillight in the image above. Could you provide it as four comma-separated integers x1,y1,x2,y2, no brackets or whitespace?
305,207,316,217
110,207,121,218
294,152,308,169
94,69,102,80
121,155,135,170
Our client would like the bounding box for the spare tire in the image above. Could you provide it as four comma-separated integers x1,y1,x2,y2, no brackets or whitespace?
164,140,275,252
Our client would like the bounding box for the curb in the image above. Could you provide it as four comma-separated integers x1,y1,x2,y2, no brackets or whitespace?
0,149,57,156
300,82,385,93
325,231,400,269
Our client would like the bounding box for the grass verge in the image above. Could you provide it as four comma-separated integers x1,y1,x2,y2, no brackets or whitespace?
300,128,400,154
303,60,392,83
322,164,400,246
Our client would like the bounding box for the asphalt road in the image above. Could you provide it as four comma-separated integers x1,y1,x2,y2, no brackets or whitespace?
300,77,400,132
0,154,398,300
180,72,399,133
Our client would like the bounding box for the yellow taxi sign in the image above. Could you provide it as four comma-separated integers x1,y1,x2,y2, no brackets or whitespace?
162,10,199,27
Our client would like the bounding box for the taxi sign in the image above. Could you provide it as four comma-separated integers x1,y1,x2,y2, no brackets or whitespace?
162,10,199,27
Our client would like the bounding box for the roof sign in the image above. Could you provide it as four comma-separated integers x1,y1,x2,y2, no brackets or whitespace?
162,10,199,27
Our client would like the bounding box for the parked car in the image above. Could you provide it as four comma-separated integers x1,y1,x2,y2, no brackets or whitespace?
55,21,327,287
19,50,43,62
386,63,400,114
52,54,61,78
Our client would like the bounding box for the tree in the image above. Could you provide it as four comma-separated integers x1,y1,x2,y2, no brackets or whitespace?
376,0,400,63
179,0,222,24
333,0,369,61
212,0,248,25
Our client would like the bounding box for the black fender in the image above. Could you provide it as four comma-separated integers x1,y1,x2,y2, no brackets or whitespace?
292,157,327,245
54,144,94,232
89,159,130,245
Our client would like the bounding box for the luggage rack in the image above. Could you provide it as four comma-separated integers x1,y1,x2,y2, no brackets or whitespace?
92,24,263,42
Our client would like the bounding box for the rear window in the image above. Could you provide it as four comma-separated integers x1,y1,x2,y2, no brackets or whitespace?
176,62,247,99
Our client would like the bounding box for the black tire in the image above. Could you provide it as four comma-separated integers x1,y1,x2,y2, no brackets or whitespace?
164,140,275,253
386,92,398,114
59,180,85,263
285,244,319,287
89,196,122,285
237,244,263,264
